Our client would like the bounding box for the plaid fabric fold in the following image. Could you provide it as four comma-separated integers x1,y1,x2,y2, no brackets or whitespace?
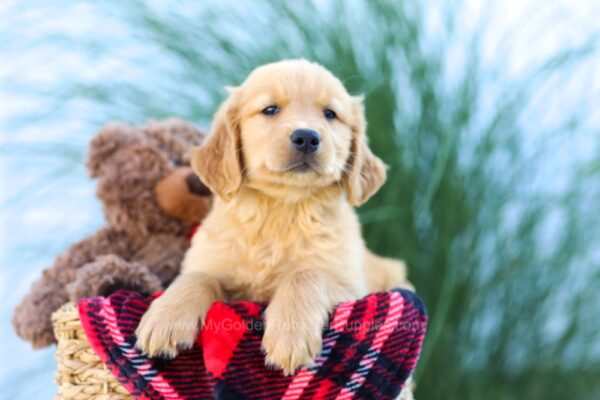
79,289,427,400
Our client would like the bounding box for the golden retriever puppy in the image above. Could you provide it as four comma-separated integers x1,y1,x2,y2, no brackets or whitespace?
136,59,412,375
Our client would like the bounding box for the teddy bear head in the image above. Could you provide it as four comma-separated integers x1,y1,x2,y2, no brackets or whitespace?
86,118,212,236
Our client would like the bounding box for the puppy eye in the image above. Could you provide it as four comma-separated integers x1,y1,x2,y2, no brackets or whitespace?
262,105,280,116
323,108,337,120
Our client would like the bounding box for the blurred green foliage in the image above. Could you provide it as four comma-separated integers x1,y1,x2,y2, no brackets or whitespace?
6,0,600,398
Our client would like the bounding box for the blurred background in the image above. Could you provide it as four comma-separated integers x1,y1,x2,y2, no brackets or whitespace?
1,0,599,398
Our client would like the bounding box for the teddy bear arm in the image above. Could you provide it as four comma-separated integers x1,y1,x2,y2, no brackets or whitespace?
12,275,69,348
12,227,139,348
68,255,163,301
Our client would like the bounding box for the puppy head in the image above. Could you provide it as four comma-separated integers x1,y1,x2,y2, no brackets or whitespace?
192,59,386,205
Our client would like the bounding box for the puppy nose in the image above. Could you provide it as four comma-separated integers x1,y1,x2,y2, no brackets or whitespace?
291,129,320,154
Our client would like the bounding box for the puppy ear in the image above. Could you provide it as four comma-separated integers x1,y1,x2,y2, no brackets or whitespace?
191,94,243,201
344,96,387,206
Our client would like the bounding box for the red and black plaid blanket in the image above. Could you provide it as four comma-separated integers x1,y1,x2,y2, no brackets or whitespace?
79,289,427,400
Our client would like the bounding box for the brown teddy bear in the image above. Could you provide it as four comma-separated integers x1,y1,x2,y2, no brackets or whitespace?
13,118,213,348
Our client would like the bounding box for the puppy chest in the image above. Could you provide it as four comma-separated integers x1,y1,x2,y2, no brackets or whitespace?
221,231,342,298
241,223,342,266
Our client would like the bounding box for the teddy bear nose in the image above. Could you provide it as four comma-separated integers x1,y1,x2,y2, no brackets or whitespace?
291,129,320,154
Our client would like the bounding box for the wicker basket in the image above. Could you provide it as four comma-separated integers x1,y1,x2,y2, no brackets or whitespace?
51,302,414,400
52,302,131,400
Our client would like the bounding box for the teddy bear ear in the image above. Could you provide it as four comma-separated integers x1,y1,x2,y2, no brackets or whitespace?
86,122,133,178
143,119,208,164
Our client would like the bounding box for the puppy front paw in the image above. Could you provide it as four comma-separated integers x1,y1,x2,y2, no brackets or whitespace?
135,300,201,359
261,312,324,375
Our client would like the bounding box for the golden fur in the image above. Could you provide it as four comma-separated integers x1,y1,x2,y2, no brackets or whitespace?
136,59,412,375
